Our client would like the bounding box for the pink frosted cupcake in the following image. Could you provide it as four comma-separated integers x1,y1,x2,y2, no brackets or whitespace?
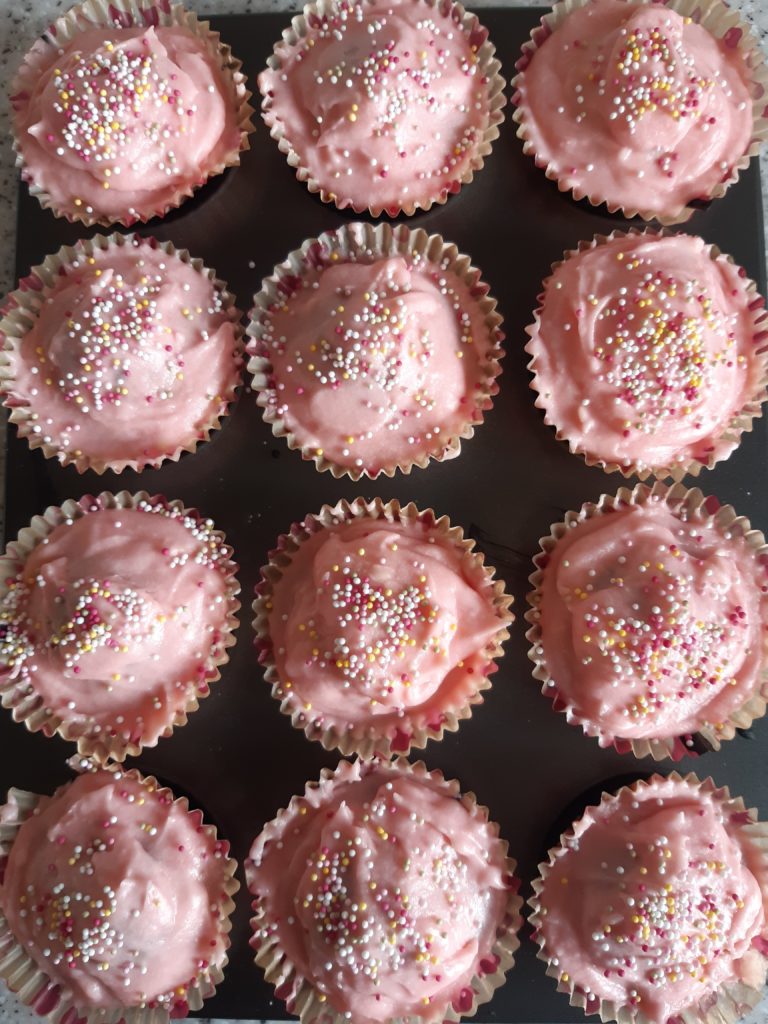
526,482,768,761
246,758,522,1024
258,0,506,216
526,231,768,481
254,497,513,757
0,233,244,474
529,774,768,1024
0,767,239,1022
10,1,253,226
512,0,768,223
247,222,504,479
0,491,240,763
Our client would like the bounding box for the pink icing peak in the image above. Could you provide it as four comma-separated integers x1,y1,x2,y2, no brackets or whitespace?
0,770,232,1010
257,252,497,474
536,495,768,744
258,0,491,212
266,516,503,747
529,233,765,474
537,777,768,1024
247,761,511,1023
517,0,755,218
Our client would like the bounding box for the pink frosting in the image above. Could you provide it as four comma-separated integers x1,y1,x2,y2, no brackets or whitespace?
537,777,768,1022
0,501,234,748
258,0,490,212
7,239,241,467
258,254,495,473
537,497,768,742
0,769,232,1010
528,234,764,474
247,761,512,1023
516,1,754,218
267,517,503,745
13,26,240,222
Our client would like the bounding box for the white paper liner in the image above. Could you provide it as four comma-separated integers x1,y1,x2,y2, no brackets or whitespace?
10,0,255,228
246,220,505,481
528,773,768,1024
258,0,506,217
525,480,768,761
0,232,245,474
524,227,768,482
511,0,768,225
246,757,523,1024
0,766,239,1024
253,496,514,758
0,490,241,764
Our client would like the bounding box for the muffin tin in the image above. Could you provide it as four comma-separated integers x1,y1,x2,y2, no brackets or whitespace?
3,7,768,1022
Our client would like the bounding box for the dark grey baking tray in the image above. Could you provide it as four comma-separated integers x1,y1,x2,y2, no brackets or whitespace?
4,8,768,1020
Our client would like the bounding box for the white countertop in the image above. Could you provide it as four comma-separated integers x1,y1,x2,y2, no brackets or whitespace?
0,0,767,1022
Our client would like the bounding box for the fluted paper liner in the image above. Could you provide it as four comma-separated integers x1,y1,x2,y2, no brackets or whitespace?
0,232,245,474
528,773,768,1024
512,0,768,225
246,757,523,1024
246,221,505,481
525,481,768,761
259,0,506,217
253,497,513,759
10,0,255,228
0,766,239,1024
0,490,240,764
524,228,768,482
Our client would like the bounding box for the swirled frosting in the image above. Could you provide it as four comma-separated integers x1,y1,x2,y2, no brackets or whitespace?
257,253,496,473
247,760,514,1023
528,234,764,474
7,239,241,468
516,1,754,219
258,0,491,213
536,497,768,742
0,500,234,748
0,769,233,1010
267,516,503,748
12,25,241,222
536,777,768,1022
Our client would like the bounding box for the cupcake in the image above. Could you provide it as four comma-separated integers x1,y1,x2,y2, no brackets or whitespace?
246,758,522,1024
0,766,239,1022
10,0,253,226
512,0,768,223
526,482,768,761
0,491,240,763
257,0,506,216
525,231,768,481
247,222,505,479
529,773,768,1024
0,233,244,474
253,496,513,757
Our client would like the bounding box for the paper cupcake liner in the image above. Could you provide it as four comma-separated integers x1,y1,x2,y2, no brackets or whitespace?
524,228,768,482
0,232,245,475
253,496,514,759
259,0,506,217
10,0,255,228
525,480,768,762
528,773,768,1024
0,490,241,764
511,0,768,225
246,757,523,1024
246,220,505,480
0,766,240,1024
